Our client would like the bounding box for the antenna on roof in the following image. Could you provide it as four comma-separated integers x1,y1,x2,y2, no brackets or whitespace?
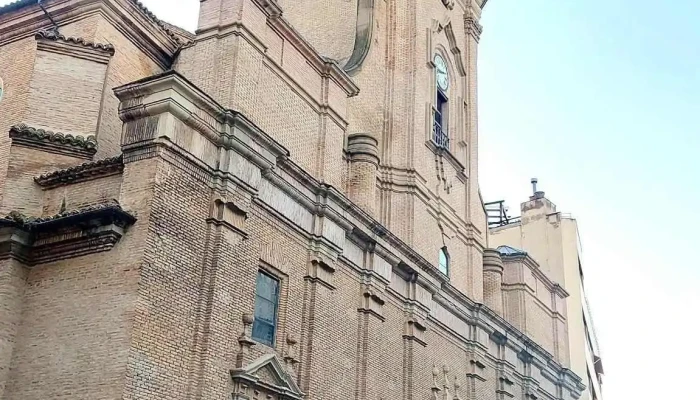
37,0,60,33
531,178,538,195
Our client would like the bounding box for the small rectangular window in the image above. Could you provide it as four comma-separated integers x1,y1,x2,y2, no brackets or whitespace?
252,271,280,346
439,247,450,276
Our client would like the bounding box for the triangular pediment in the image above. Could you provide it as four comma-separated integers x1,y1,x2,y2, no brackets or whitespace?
231,354,303,400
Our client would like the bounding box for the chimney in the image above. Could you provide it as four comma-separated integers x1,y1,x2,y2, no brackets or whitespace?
530,178,545,200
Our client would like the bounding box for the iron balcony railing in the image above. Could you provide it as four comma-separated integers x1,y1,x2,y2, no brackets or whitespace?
432,116,450,150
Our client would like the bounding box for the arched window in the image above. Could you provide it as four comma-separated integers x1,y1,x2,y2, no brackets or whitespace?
439,247,449,276
433,54,450,149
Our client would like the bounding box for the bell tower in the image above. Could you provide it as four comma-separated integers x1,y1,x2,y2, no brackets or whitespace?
336,0,490,298
188,0,491,299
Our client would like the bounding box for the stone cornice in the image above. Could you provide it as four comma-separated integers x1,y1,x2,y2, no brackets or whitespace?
501,253,570,299
34,155,124,189
35,29,114,63
114,71,583,396
0,201,136,266
36,29,114,53
0,0,180,70
9,124,97,159
252,0,359,96
464,13,484,42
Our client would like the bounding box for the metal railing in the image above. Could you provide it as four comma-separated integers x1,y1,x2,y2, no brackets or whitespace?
432,118,450,150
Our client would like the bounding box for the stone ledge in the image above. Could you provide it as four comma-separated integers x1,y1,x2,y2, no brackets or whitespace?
35,30,115,53
9,124,97,160
0,201,136,266
35,30,115,64
34,155,124,189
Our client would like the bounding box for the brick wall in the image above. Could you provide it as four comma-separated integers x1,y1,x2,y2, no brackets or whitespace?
0,37,36,204
1,145,86,215
93,18,164,159
25,48,108,135
0,259,27,399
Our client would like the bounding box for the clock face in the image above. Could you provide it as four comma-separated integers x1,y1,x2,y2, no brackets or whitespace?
434,54,449,91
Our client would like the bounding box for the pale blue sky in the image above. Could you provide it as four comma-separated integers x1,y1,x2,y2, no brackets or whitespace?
5,0,696,398
479,1,699,398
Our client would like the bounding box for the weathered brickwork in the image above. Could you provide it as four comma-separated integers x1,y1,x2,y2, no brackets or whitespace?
0,1,585,400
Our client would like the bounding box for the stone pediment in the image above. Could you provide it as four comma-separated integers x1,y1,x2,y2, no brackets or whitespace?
231,354,303,400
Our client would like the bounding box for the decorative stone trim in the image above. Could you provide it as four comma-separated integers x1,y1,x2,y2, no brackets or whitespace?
9,124,97,159
114,71,585,398
305,256,336,289
34,155,123,189
464,15,484,42
358,285,386,321
0,201,136,266
36,30,115,53
403,318,428,346
496,373,516,398
35,30,115,64
490,330,508,346
343,0,375,74
426,140,467,184
0,0,179,70
483,249,504,274
441,0,455,10
231,353,304,400
253,0,360,96
347,133,379,165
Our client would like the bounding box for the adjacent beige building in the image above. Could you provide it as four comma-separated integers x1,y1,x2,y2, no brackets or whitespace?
0,1,586,399
490,184,605,400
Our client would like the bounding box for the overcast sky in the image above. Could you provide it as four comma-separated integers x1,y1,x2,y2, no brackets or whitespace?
3,0,698,398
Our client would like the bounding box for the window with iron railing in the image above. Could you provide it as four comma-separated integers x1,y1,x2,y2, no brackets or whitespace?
433,89,449,149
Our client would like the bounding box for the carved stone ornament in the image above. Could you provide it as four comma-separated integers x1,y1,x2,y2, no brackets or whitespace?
283,334,300,366
9,124,97,159
231,354,304,400
441,0,455,10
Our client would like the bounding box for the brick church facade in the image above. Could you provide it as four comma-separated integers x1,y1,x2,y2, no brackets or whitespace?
0,0,585,399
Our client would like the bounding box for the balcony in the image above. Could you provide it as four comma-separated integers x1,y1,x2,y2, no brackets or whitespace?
432,117,450,150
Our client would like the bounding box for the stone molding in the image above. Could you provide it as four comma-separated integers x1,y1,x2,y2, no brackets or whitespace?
34,155,123,189
253,0,359,97
501,253,570,299
377,165,483,249
346,133,379,165
464,14,484,43
426,140,468,183
35,30,115,63
0,0,180,69
9,124,97,159
482,249,504,274
442,0,456,10
114,71,584,397
0,201,136,266
230,353,304,400
343,0,374,74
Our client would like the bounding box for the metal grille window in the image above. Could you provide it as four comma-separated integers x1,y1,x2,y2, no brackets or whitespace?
252,271,280,346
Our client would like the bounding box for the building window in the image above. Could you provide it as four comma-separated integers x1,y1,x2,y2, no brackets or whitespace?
439,247,450,276
433,54,450,149
252,270,280,346
0,77,4,104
